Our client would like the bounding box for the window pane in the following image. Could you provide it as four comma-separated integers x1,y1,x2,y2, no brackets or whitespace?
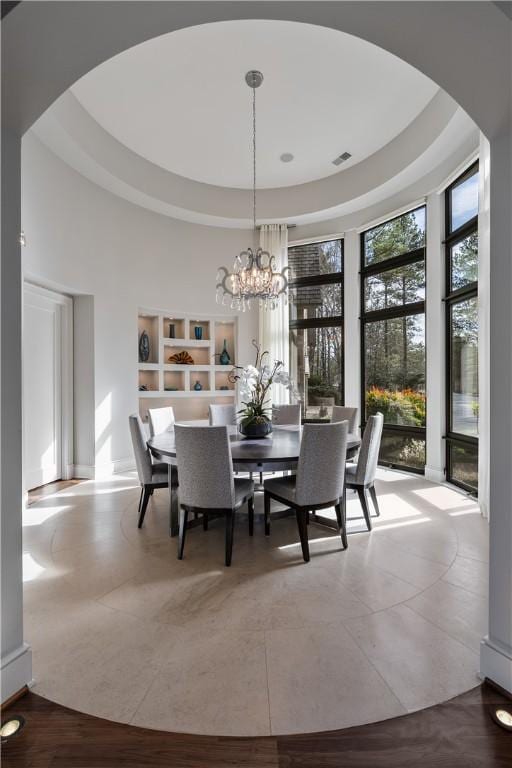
448,442,478,492
290,282,342,322
380,433,425,470
450,298,478,436
449,172,479,232
363,208,425,266
364,261,425,312
364,314,425,427
450,232,478,291
288,239,342,280
290,326,342,419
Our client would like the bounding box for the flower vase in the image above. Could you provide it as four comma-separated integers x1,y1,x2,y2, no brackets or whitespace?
219,339,231,366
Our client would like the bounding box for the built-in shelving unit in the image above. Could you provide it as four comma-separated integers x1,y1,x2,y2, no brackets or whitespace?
137,309,237,420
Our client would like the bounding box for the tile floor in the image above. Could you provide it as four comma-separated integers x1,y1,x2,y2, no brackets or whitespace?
23,469,488,735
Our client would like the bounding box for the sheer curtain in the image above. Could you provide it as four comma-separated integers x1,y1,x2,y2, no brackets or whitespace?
478,135,490,519
258,224,289,405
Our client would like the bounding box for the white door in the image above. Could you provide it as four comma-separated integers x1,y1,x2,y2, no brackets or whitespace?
23,285,72,490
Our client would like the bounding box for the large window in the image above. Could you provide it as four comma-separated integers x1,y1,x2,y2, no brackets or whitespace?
288,239,343,419
445,162,479,493
361,207,426,472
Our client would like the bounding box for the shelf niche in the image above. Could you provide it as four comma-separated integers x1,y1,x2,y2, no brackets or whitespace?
162,317,185,341
189,319,210,341
165,345,210,365
215,371,235,392
163,370,185,393
138,314,159,364
214,321,236,366
138,369,159,393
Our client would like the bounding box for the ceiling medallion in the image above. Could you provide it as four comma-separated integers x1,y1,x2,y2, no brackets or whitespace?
216,71,288,312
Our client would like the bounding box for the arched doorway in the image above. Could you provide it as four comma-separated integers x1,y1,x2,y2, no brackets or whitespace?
2,1,510,704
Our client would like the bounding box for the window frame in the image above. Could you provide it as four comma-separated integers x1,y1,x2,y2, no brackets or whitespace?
444,161,479,494
288,238,345,413
360,205,427,474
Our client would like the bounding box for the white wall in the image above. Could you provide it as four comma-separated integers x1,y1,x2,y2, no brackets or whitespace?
21,132,257,475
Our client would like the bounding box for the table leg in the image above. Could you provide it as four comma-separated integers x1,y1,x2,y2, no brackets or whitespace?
169,466,179,538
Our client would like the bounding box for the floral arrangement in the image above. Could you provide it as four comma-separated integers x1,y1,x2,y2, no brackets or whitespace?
229,340,297,431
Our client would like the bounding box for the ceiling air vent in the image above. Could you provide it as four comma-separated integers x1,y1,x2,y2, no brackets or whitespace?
332,151,352,166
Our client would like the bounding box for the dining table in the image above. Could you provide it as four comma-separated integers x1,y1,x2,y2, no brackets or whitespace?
148,423,361,537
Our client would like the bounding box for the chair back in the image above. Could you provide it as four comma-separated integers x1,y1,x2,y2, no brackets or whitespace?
208,403,236,426
272,404,301,426
129,414,153,485
148,406,175,437
296,422,348,507
174,425,234,508
355,413,384,485
331,406,358,433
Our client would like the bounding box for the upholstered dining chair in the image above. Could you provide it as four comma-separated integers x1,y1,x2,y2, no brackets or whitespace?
174,425,254,566
129,414,175,528
345,412,384,531
263,421,349,562
272,404,301,425
331,405,358,434
148,406,175,436
208,403,237,426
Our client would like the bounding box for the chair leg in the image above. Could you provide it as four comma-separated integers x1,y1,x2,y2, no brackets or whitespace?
178,507,188,559
295,507,310,563
248,495,254,536
203,513,208,531
335,489,348,550
225,509,235,567
357,487,372,531
259,472,263,485
264,491,271,536
138,486,151,528
369,484,380,517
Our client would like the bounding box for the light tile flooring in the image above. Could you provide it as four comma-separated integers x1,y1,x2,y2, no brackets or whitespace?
24,469,488,735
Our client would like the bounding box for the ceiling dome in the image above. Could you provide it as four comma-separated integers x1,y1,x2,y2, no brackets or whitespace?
71,20,439,190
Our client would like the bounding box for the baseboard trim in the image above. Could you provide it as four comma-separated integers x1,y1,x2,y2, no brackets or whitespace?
480,636,512,695
73,458,135,480
425,466,445,484
1,685,29,712
1,644,32,704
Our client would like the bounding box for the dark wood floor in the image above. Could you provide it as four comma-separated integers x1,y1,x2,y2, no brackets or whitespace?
2,685,512,767
27,479,83,506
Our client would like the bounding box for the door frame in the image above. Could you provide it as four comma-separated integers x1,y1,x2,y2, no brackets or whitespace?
23,281,74,486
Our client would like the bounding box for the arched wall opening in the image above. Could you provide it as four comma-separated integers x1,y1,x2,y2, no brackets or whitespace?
2,1,510,707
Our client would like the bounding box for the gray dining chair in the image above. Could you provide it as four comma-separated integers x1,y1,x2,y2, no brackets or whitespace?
345,412,384,531
208,403,237,426
148,406,175,436
272,404,301,425
129,414,175,528
331,405,358,434
263,421,349,562
174,425,254,566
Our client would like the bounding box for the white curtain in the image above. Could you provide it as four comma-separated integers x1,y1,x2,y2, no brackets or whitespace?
258,224,290,405
478,135,490,519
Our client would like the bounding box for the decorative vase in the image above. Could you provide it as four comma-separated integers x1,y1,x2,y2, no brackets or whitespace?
168,323,175,338
139,330,150,362
219,339,231,366
194,326,203,340
193,380,202,391
239,421,273,439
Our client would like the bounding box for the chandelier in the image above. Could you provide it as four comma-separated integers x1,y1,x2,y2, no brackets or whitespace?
216,71,289,312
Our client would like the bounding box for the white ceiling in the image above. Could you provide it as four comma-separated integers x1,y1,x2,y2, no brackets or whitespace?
71,20,438,190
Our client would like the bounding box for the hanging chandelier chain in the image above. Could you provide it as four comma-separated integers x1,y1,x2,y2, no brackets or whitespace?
252,83,256,232
215,70,289,311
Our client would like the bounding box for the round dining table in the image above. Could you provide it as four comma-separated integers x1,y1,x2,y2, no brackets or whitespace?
148,423,361,537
